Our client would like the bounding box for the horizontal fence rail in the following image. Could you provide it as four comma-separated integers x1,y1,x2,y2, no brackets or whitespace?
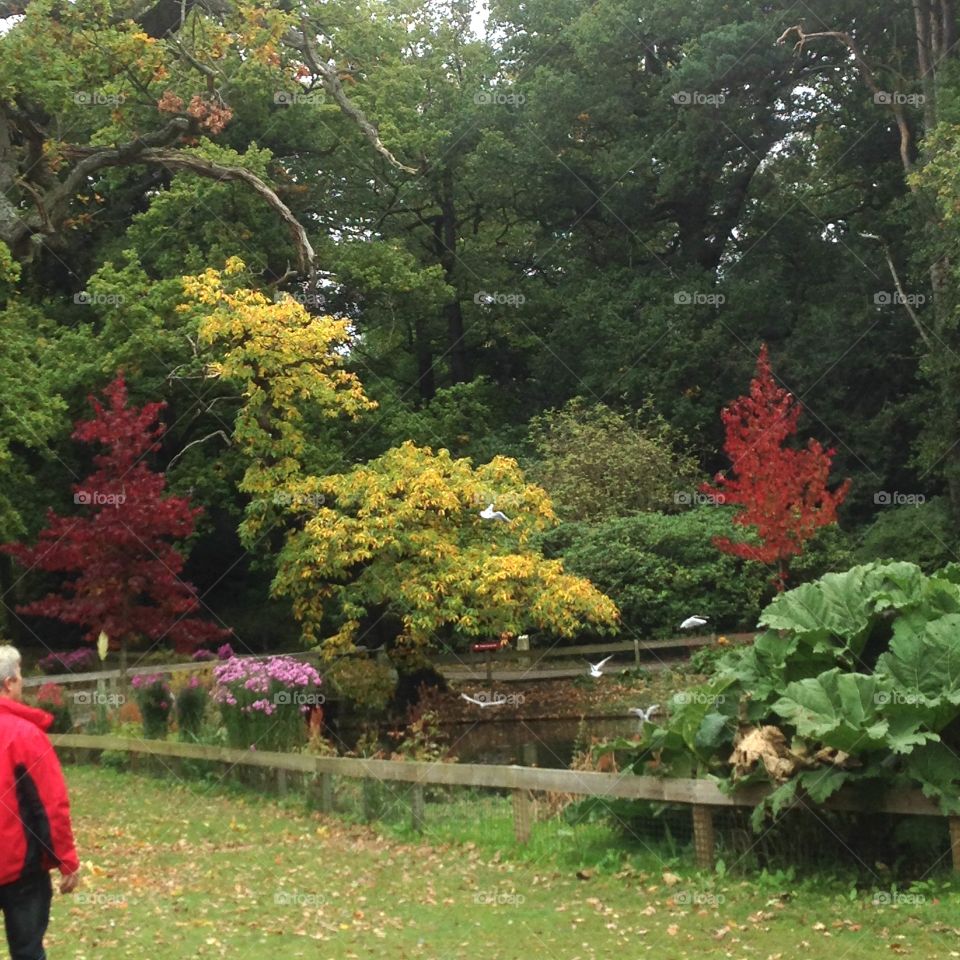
531,637,713,659
51,734,959,871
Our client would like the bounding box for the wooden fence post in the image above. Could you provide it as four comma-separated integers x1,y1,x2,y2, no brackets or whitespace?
276,767,287,797
321,773,334,813
362,780,375,822
513,789,533,844
516,634,531,668
633,636,641,669
692,804,715,870
411,783,425,833
950,817,960,873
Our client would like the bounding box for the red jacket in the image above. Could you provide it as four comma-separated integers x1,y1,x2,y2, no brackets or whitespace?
0,697,79,886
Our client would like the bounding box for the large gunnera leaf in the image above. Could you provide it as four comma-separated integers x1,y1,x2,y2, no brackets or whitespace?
875,612,960,730
758,562,928,658
772,669,938,754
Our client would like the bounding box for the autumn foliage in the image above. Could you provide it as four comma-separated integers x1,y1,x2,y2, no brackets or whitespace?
270,441,620,654
701,345,850,589
1,375,229,654
180,261,618,655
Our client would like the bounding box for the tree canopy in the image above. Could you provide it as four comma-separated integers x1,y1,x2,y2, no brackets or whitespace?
2,0,960,651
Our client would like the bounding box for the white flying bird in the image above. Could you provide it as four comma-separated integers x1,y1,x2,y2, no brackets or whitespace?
480,503,510,522
587,655,614,678
680,615,709,630
629,704,661,729
460,692,506,708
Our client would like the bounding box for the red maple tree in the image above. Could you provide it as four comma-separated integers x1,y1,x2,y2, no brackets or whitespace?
701,344,850,590
2,374,229,665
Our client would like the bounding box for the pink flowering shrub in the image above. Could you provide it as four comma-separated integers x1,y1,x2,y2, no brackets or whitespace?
38,649,97,675
212,656,323,752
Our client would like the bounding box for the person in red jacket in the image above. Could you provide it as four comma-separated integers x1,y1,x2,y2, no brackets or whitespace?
0,645,80,959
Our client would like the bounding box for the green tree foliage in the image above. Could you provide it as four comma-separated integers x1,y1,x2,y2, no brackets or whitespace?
856,497,956,571
528,399,703,522
4,0,960,651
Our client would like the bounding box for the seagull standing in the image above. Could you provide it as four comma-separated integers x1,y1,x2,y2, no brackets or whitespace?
680,615,709,631
480,503,510,522
587,655,614,678
460,692,507,709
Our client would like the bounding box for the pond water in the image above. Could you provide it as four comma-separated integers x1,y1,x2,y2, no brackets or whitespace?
334,716,643,768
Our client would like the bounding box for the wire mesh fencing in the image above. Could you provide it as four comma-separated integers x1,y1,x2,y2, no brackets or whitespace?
56,740,960,880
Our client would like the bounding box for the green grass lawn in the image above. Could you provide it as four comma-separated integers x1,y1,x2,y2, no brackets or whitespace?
49,765,960,959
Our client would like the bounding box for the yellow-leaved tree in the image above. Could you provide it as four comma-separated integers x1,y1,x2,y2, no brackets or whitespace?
181,260,619,657
271,441,620,654
179,257,375,544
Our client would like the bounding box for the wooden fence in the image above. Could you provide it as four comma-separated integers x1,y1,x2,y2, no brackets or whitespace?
51,734,960,872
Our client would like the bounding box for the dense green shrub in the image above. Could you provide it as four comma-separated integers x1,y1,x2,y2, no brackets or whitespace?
855,496,956,571
538,508,855,638
132,675,172,739
328,658,397,714
537,507,770,635
527,398,703,522
175,677,208,741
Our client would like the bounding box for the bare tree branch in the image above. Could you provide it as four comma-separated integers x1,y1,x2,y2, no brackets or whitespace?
167,430,230,469
881,243,933,350
295,18,418,175
777,24,915,176
61,138,316,273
